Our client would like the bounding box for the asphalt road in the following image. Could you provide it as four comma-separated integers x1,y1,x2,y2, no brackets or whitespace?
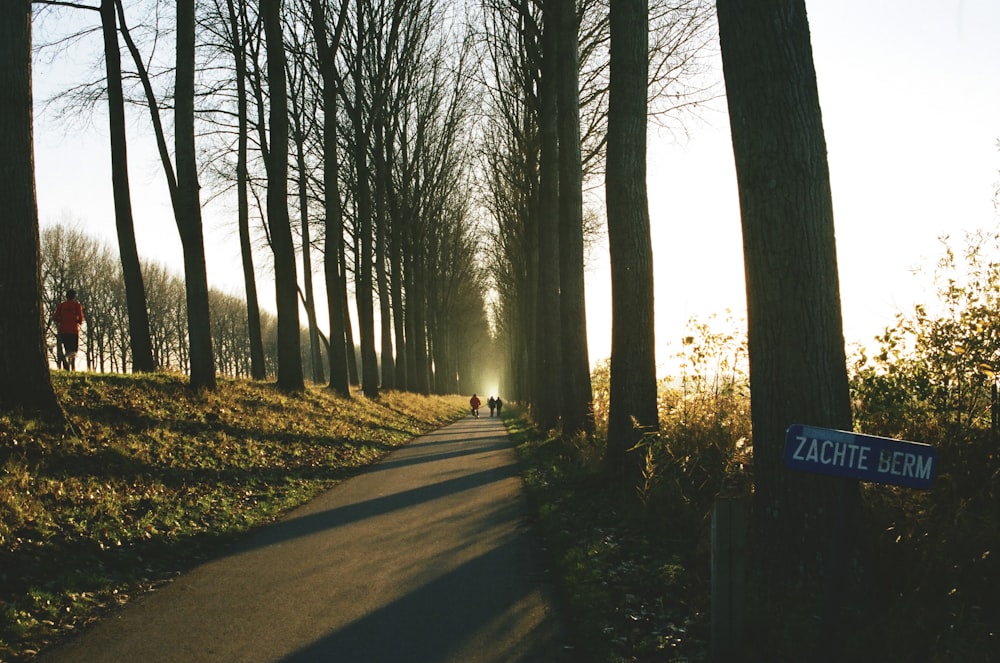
38,413,569,663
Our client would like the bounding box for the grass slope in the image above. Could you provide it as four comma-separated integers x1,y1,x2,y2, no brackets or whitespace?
0,372,467,660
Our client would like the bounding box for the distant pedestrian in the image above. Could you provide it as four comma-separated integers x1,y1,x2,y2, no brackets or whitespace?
470,393,481,419
488,396,496,417
495,397,503,416
52,289,85,370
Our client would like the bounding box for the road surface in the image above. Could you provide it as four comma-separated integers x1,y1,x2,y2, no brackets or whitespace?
39,413,570,663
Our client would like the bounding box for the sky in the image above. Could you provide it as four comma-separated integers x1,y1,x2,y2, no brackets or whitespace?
31,0,1000,378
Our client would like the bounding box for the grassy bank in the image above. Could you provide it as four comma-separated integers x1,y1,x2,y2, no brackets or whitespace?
0,372,467,660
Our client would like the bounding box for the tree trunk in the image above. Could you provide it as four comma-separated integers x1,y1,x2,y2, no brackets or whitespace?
226,0,266,380
0,0,64,420
374,127,395,390
534,0,563,429
307,0,351,397
342,251,360,386
389,192,408,392
716,0,862,656
262,0,304,392
351,9,380,399
605,0,659,483
294,115,325,385
175,0,216,391
411,250,431,395
102,0,155,373
556,0,594,437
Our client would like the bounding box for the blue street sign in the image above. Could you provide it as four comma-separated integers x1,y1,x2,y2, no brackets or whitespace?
784,424,937,489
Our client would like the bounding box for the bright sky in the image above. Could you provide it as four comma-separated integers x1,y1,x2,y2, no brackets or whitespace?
32,0,1000,378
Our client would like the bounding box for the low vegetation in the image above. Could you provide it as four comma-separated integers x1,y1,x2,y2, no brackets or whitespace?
0,373,466,660
513,234,1000,661
514,349,997,662
513,336,748,662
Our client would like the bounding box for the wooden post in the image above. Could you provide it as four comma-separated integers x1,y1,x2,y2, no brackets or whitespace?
711,495,749,662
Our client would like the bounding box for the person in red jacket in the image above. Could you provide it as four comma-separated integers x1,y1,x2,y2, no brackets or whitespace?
52,289,85,370
469,393,481,419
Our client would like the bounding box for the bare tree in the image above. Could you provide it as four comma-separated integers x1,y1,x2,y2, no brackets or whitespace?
532,0,563,428
556,0,594,437
285,9,326,385
476,0,542,403
172,0,218,389
605,0,659,482
307,0,353,397
340,0,388,398
476,0,715,418
0,0,64,420
716,0,861,656
102,0,155,373
218,0,268,380
262,0,305,391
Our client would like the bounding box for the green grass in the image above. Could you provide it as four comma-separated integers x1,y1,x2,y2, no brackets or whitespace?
0,372,467,661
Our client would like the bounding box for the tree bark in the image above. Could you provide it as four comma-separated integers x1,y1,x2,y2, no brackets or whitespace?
262,0,304,392
0,0,64,420
605,0,659,483
716,0,862,655
374,126,396,390
308,0,352,397
175,0,217,391
534,0,563,429
557,0,594,437
349,4,380,399
102,0,155,373
291,94,325,385
226,0,267,380
388,148,409,392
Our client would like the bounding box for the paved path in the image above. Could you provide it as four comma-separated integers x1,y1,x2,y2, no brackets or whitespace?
40,414,569,663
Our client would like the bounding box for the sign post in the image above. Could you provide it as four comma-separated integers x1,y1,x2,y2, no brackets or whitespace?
784,424,937,488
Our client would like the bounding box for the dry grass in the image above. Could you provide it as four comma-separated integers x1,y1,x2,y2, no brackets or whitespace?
0,372,466,660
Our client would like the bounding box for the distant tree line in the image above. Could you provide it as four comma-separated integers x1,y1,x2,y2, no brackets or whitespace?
40,224,288,378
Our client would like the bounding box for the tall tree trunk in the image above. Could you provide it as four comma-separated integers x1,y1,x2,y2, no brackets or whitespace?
374,127,395,390
226,0,266,380
342,250,360,386
324,226,351,396
351,12,380,399
262,0,304,392
389,198,408,392
0,0,64,420
605,0,659,483
116,0,212,386
556,0,594,437
716,1,861,655
308,0,351,397
294,116,325,384
534,0,563,429
411,250,431,395
102,0,155,373
175,0,216,391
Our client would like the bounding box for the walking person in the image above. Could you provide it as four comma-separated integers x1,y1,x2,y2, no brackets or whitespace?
470,393,481,419
52,289,85,370
495,396,503,417
488,396,496,417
